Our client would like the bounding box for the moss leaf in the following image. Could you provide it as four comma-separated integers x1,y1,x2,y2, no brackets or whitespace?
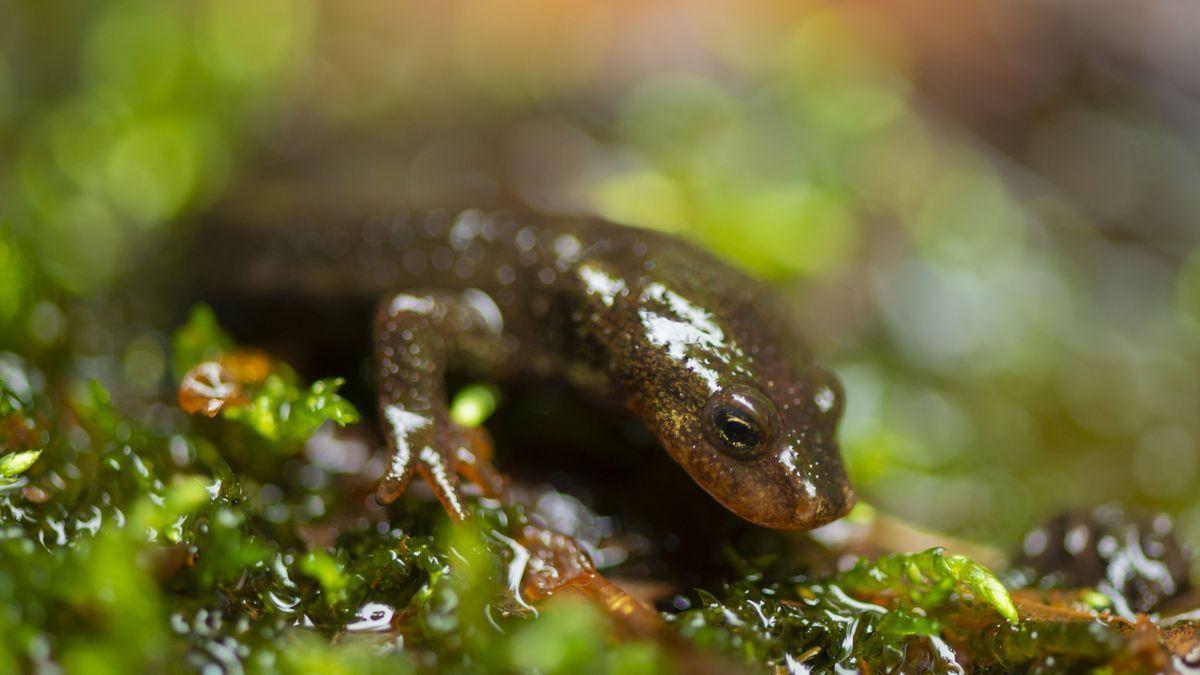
841,548,1018,624
0,448,40,479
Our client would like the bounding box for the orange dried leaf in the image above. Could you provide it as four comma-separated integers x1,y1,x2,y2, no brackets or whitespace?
178,362,248,417
220,348,273,385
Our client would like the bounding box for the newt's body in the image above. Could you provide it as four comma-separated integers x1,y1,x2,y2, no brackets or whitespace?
199,205,854,530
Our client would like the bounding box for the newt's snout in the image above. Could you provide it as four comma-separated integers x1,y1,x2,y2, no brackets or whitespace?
714,437,855,531
652,361,855,531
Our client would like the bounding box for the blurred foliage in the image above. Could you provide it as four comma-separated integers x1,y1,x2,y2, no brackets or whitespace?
223,374,360,445
1,0,312,295
172,304,234,379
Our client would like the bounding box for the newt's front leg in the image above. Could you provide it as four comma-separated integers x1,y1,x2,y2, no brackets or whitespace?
373,290,506,520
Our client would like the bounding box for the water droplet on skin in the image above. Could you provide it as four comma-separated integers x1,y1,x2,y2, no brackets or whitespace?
1024,528,1048,556
402,249,427,275
431,246,454,272
515,227,537,251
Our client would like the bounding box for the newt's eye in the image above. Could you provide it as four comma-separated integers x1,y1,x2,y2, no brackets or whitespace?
712,407,762,453
703,385,779,459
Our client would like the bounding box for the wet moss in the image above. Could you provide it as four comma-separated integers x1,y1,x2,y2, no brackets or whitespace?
0,308,1196,673
0,337,675,673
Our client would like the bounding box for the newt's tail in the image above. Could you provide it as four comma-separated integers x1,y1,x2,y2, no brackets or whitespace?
184,183,409,381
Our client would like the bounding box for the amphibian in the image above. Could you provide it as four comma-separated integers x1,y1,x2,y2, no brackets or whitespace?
197,205,854,529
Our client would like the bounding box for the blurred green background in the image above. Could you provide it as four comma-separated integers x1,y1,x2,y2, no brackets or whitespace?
3,0,1200,549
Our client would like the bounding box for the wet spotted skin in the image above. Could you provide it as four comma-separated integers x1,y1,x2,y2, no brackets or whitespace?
199,206,854,529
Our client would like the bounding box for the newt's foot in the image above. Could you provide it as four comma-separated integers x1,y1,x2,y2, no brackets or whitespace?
376,413,506,521
517,524,665,637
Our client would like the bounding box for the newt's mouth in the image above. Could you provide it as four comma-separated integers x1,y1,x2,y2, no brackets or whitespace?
727,481,855,531
791,481,857,531
694,439,856,531
684,469,855,532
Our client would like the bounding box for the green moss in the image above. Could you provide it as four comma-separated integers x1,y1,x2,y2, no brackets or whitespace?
0,330,676,672
671,547,1134,673
223,374,360,444
0,301,1187,672
174,304,360,449
0,449,41,481
838,548,1018,624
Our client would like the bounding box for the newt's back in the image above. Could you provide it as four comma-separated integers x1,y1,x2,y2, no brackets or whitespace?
190,186,854,531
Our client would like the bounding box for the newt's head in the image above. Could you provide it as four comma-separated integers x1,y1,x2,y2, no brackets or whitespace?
607,265,855,530
683,369,855,530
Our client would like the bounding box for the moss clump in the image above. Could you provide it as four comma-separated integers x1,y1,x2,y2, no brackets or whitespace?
0,334,674,673
1,307,1196,673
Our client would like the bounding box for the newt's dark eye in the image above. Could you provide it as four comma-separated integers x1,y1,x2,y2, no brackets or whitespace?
712,407,762,454
703,385,779,459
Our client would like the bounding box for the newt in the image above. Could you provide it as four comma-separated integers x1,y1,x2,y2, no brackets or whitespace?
196,204,854,530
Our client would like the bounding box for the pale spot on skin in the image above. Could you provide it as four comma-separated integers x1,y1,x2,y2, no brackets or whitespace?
449,209,483,250
815,386,836,414
637,282,744,391
383,405,431,478
553,234,582,270
419,446,464,517
515,227,537,252
640,283,730,350
389,294,438,316
778,445,815,494
461,288,504,336
578,264,626,307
